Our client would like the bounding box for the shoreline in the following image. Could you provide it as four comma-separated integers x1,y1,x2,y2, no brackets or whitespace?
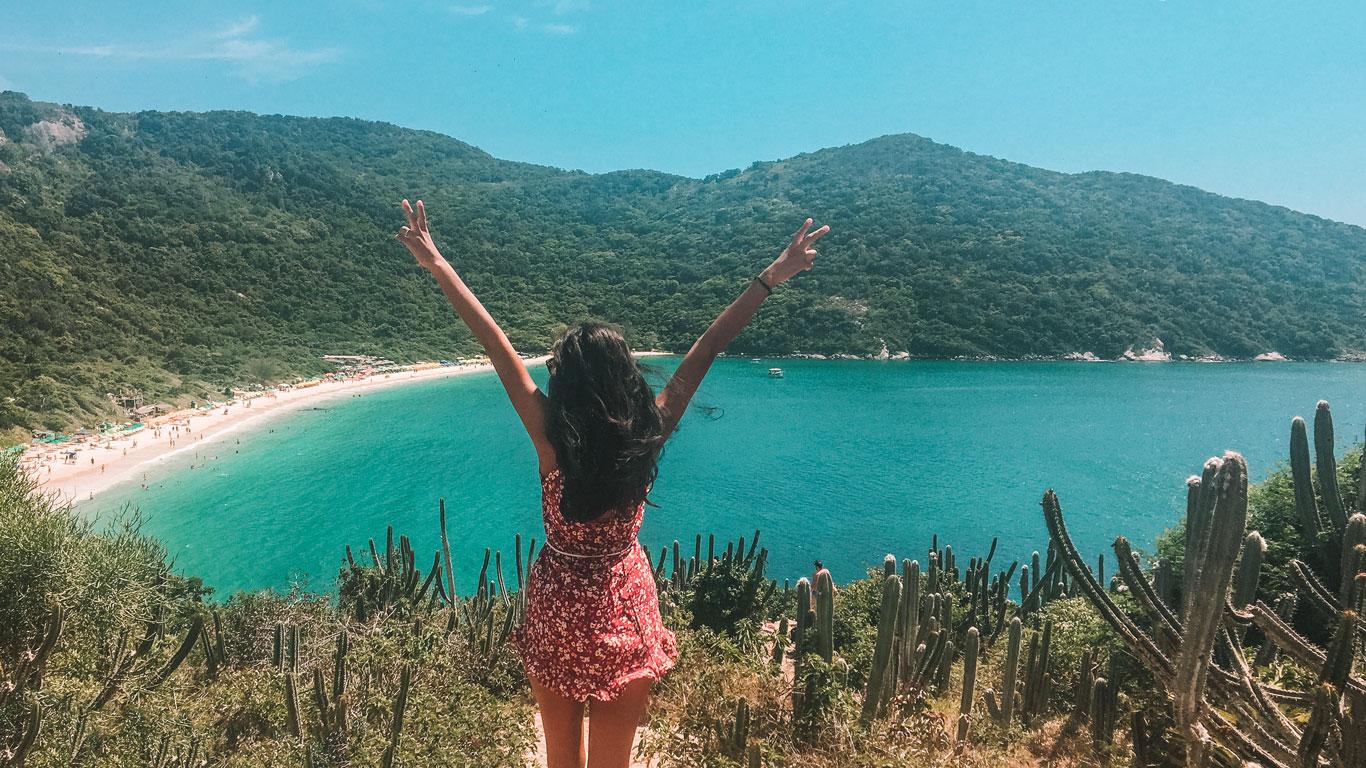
23,358,547,506
26,351,672,506
14,350,1357,505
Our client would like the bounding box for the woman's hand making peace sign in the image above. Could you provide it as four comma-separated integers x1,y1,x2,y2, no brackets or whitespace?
760,218,830,287
396,198,444,271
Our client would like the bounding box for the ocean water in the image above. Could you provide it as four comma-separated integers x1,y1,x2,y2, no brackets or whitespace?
83,359,1364,597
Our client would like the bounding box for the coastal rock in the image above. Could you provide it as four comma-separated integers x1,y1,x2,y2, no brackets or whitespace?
874,342,890,361
1120,338,1171,362
890,351,910,360
1192,353,1226,363
1062,351,1101,362
1254,351,1288,362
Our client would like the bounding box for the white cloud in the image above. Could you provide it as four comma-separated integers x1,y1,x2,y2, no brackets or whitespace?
2,16,339,83
542,23,577,34
450,4,493,15
215,16,262,39
0,73,11,91
511,15,530,30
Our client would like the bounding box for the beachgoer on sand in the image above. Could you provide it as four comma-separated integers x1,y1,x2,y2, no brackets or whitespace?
397,198,827,768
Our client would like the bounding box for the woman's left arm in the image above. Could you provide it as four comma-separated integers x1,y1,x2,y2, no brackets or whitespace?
396,200,552,465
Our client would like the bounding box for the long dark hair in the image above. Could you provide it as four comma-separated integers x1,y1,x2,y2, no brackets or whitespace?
545,323,665,523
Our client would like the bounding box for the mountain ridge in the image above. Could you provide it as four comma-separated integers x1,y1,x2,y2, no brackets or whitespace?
1,91,1362,434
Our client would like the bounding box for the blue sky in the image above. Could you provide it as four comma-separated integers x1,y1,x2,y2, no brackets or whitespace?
4,1,1364,225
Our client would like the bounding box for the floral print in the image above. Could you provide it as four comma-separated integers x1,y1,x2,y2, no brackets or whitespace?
513,468,678,702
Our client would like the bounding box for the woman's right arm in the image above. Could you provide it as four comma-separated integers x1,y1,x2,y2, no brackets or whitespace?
656,218,829,436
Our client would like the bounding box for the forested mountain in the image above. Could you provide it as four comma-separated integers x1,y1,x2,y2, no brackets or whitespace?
1,91,1362,432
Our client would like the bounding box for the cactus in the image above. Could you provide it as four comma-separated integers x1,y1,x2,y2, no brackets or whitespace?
771,616,789,666
283,624,303,739
10,705,41,768
716,698,751,760
1251,592,1295,669
1290,415,1324,547
439,498,457,599
1152,557,1175,609
791,576,818,716
200,607,228,678
985,616,1021,726
1088,676,1117,762
860,573,901,726
814,569,834,664
895,559,920,693
794,577,813,654
342,526,446,621
380,665,412,768
1232,531,1265,611
1314,401,1346,529
1073,649,1095,720
1020,620,1052,725
308,628,351,758
954,626,979,750
88,604,203,712
1342,513,1366,599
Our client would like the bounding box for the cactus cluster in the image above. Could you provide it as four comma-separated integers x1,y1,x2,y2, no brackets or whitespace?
306,628,351,764
786,533,1070,747
340,525,444,621
1040,398,1365,768
648,530,776,639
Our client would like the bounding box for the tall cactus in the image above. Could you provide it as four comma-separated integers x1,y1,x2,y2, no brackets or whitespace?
716,698,751,760
814,569,834,664
1232,531,1265,611
1313,401,1346,529
985,616,1021,726
955,626,980,750
380,665,412,768
1342,513,1366,599
896,559,920,693
1290,416,1326,552
860,572,901,726
309,628,351,758
1174,454,1248,768
283,624,302,739
1088,676,1117,763
1020,619,1052,725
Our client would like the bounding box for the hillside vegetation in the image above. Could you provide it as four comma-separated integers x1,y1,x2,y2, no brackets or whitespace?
2,91,1363,432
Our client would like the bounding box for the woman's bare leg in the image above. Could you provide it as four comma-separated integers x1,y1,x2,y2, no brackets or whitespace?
532,676,587,768
586,678,652,768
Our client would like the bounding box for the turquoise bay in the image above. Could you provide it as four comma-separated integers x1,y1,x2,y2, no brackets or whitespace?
83,359,1364,596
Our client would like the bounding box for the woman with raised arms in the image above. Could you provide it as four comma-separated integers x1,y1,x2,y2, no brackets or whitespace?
396,199,828,768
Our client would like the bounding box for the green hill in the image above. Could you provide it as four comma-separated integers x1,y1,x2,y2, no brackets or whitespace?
1,91,1362,432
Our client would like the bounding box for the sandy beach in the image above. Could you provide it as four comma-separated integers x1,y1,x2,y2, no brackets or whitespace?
22,357,553,505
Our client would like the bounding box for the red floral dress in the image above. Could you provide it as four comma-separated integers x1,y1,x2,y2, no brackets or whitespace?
513,468,678,702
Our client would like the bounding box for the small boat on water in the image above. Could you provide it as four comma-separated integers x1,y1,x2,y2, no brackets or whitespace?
768,367,784,378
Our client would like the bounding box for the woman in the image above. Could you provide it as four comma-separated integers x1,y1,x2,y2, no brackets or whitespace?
396,199,828,768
